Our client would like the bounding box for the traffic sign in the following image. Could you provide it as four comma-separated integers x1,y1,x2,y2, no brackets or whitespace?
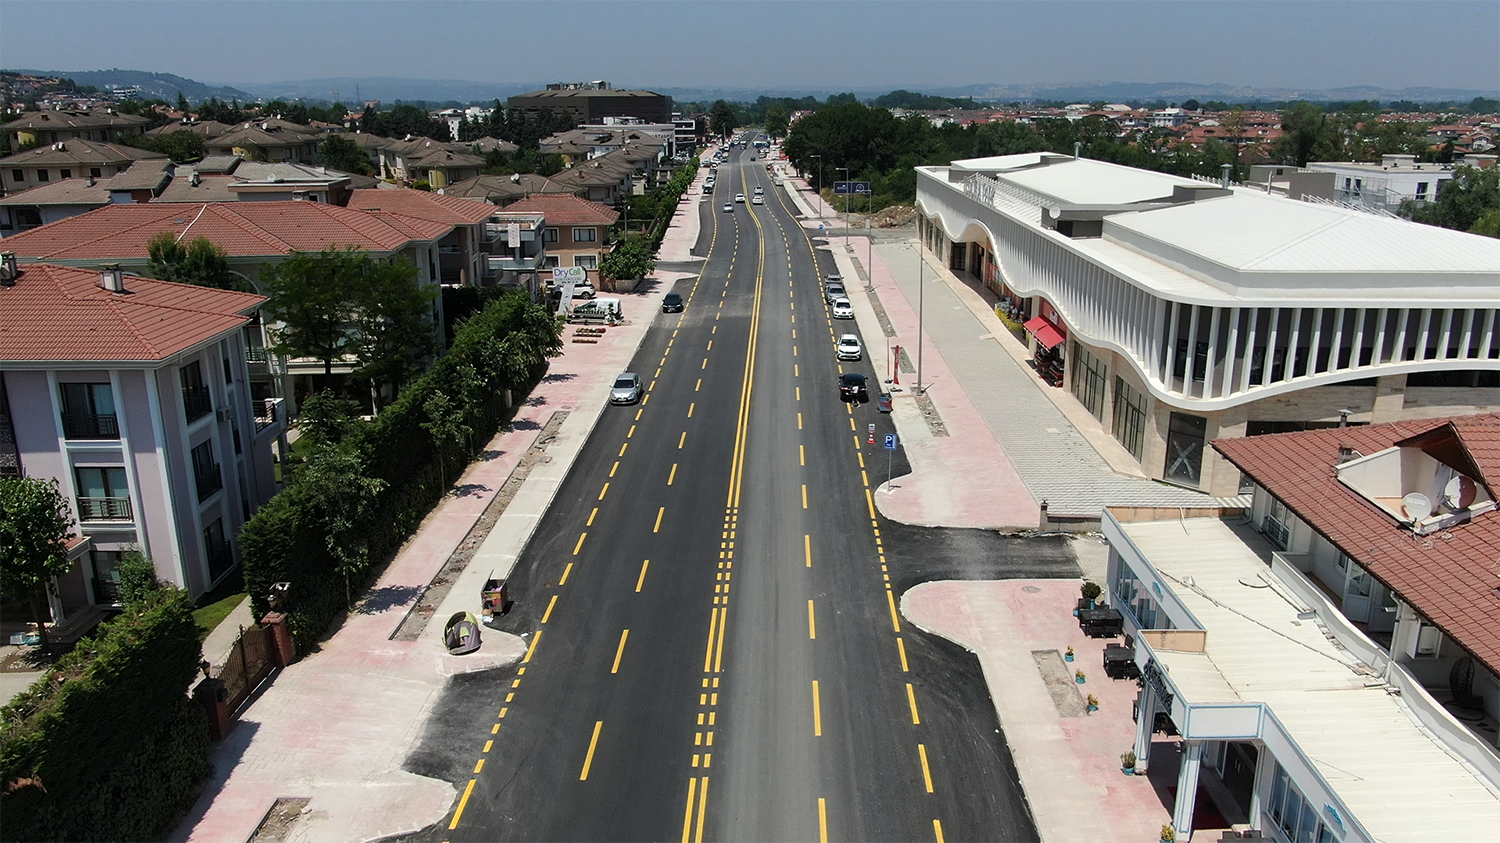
884,434,898,451
833,181,872,195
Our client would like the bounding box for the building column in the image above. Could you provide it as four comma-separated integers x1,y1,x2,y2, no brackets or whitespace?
1174,739,1204,839
1134,682,1156,772
1370,373,1407,423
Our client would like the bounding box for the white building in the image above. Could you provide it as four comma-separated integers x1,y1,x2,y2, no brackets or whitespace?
1307,154,1457,212
916,152,1500,496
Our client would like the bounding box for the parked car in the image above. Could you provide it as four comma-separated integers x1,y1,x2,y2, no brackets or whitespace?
702,183,714,194
662,292,684,313
838,372,869,403
571,280,596,299
825,282,846,303
609,373,643,405
831,297,854,319
837,334,863,361
825,272,843,284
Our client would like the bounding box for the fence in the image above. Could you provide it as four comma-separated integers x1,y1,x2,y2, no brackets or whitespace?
215,624,276,713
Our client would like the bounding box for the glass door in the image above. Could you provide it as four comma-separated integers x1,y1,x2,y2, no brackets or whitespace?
1164,413,1207,487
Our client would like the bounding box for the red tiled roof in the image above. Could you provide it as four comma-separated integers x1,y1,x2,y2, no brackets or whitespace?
1,202,452,261
0,263,265,362
503,193,619,226
346,188,496,225
1213,414,1500,676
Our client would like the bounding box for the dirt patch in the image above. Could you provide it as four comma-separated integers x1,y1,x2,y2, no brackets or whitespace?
914,391,949,438
1031,649,1088,717
248,796,310,843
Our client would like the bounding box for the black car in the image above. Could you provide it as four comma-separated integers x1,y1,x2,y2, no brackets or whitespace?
838,372,869,403
662,292,684,313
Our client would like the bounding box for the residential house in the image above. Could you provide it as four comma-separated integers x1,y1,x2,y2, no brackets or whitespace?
0,158,176,234
347,187,500,285
0,259,283,625
204,120,323,165
1,139,167,195
377,137,485,188
1,202,453,411
441,172,580,206
916,152,1500,497
144,118,236,140
541,126,673,163
504,194,618,284
1,109,151,149
544,156,633,207
481,210,548,296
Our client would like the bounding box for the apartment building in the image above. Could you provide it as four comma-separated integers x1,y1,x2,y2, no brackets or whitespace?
1,139,167,195
504,194,618,284
1307,154,1458,211
203,120,323,165
0,259,281,621
916,152,1500,496
1,108,151,149
347,187,504,286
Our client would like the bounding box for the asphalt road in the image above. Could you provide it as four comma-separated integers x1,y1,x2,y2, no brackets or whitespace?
403,137,1066,843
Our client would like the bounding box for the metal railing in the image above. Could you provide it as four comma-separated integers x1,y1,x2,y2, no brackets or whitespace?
195,465,223,501
253,398,281,431
77,496,132,521
61,412,119,440
245,347,268,363
182,385,212,423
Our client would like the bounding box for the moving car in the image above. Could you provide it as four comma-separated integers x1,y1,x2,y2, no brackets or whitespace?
610,373,643,405
753,186,764,195
825,282,846,303
751,195,763,205
838,372,869,403
837,334,863,360
662,292,684,313
723,203,733,212
735,193,746,203
831,297,854,319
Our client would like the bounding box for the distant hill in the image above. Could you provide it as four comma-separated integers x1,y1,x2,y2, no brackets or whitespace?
7,68,252,103
926,81,1500,105
236,77,542,105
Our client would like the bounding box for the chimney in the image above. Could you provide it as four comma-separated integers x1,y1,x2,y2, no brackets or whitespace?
1337,443,1359,465
0,252,18,286
85,176,95,187
100,263,125,292
1221,163,1232,188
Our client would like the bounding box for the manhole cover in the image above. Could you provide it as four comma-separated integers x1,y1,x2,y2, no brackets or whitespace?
1022,586,1042,593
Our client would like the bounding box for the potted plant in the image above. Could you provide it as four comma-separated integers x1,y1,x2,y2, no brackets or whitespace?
1064,646,1075,662
1160,824,1177,842
1075,669,1086,684
1086,693,1099,713
1120,750,1137,774
1081,581,1102,610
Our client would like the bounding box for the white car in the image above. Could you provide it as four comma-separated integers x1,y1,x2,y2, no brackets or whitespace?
836,334,863,361
734,193,746,203
753,186,764,195
752,195,763,205
722,203,733,212
831,297,853,319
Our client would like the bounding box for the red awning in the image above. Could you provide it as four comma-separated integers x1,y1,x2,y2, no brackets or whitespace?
1024,316,1065,351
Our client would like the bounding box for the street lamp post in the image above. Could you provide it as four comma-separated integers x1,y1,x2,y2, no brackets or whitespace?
809,154,823,224
915,237,925,395
837,167,850,217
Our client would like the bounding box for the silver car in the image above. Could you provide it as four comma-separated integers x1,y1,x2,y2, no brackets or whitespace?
609,373,643,405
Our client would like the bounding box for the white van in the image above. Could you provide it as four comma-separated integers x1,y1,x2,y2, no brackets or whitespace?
568,297,622,323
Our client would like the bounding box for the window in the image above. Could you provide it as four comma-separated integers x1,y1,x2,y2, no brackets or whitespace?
573,227,597,243
10,169,21,182
59,169,71,180
1163,413,1207,487
191,440,222,500
180,361,211,423
36,169,48,182
75,466,131,520
60,382,118,439
574,254,597,269
204,518,233,581
544,227,560,243
1111,376,1147,460
89,167,102,179
1263,498,1291,550
1268,763,1340,843
543,255,560,269
91,550,124,605
1071,344,1107,422
1415,181,1429,199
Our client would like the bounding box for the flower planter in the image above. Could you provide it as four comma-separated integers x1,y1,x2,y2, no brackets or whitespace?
1064,653,1074,662
1088,704,1099,713
1075,676,1086,684
1123,766,1135,776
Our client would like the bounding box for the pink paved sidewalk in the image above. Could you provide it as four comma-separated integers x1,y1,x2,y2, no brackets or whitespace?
903,580,1172,843
177,195,702,843
780,173,1038,530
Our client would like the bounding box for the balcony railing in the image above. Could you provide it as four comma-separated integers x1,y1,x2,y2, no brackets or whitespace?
253,398,283,432
61,412,119,440
183,386,212,423
195,465,223,501
246,347,268,363
77,496,132,521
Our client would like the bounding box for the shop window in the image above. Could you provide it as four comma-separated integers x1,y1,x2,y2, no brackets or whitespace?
1111,376,1147,460
1163,413,1207,487
1071,344,1107,422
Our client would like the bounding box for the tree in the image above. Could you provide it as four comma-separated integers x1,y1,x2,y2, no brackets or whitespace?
710,100,739,139
421,390,472,489
1469,208,1500,239
176,91,190,113
122,129,206,163
0,477,76,654
259,248,359,376
346,256,437,402
1273,102,1344,166
765,103,789,139
147,232,247,291
298,445,385,608
316,133,373,176
116,549,161,607
599,238,656,286
295,391,362,452
1401,165,1500,233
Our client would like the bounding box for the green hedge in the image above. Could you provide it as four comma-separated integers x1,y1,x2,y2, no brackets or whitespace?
0,587,210,841
241,292,564,650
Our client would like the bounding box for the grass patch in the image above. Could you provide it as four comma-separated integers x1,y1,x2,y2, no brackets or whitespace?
193,593,247,641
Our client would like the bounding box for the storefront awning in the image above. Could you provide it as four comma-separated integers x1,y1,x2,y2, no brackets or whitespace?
1024,316,1065,351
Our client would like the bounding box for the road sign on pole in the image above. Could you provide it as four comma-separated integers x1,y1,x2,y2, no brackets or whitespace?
834,181,873,195
884,434,898,450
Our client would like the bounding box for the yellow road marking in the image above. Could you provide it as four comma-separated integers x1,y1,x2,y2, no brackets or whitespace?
887,590,901,632
707,340,713,351
801,484,808,509
681,778,698,843
654,507,665,533
668,463,678,485
818,797,829,843
619,442,628,456
574,532,588,553
703,607,719,672
799,444,805,465
484,739,493,751
918,744,934,793
933,819,946,843
473,758,484,773
694,776,710,843
636,559,650,592
805,534,812,567
808,599,817,639
797,412,803,429
560,562,573,585
866,488,877,519
542,594,558,624
679,431,687,449
907,683,921,724
523,629,542,663
714,606,727,672
688,402,695,418
796,386,801,401
812,680,823,737
898,637,910,671
598,483,609,501
695,378,702,391
702,358,708,369
795,364,799,376
579,720,603,780
611,629,629,674
636,408,644,420
628,424,636,438
610,461,619,477
448,778,476,829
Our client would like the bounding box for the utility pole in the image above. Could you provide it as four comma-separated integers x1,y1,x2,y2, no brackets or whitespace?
809,154,823,225
915,238,925,395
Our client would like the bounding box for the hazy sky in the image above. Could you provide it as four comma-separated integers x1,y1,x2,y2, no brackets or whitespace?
4,1,1498,93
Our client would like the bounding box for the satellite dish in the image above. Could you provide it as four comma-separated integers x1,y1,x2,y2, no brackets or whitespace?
1401,492,1434,521
1444,475,1478,510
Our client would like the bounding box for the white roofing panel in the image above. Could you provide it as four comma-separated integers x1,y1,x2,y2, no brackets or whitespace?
1121,517,1500,841
950,152,1055,172
1000,158,1201,205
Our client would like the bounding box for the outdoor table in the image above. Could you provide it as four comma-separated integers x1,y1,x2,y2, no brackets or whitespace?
1078,606,1124,639
1103,643,1140,680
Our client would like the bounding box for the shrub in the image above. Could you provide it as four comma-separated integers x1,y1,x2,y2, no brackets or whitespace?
0,587,210,841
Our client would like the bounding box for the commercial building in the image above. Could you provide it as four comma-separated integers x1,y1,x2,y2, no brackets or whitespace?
916,152,1500,496
509,81,672,125
0,260,282,625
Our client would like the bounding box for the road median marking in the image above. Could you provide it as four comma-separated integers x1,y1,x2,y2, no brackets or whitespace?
579,720,603,780
812,680,823,737
611,629,629,674
636,559,650,592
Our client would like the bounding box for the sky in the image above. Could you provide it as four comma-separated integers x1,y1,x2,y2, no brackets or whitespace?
3,1,1498,95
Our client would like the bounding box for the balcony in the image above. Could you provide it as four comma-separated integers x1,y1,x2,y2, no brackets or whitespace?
182,385,212,424
245,347,269,364
195,464,223,501
61,412,119,440
253,397,284,433
488,254,542,273
77,496,132,521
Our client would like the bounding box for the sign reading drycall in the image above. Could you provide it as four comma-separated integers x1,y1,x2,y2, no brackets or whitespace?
553,266,587,314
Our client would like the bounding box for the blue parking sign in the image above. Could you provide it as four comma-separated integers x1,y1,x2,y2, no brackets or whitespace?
884,434,898,450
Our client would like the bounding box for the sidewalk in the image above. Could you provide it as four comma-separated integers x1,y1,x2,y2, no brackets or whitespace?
175,172,709,843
